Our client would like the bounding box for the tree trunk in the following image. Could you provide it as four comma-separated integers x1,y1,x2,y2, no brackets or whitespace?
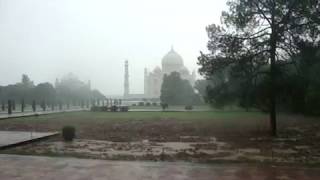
270,29,277,137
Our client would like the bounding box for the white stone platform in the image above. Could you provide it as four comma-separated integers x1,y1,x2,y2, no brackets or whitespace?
0,131,58,149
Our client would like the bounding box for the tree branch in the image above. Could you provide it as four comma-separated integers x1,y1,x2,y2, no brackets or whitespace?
253,0,272,25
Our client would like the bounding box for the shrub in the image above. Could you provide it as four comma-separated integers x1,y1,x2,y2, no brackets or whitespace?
161,103,168,111
110,105,118,112
62,126,76,142
90,106,101,112
185,105,193,111
146,102,151,106
152,102,157,106
138,102,144,106
132,103,136,106
120,106,129,112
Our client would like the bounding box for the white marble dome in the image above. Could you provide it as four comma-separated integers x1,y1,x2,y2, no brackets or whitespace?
144,46,197,98
162,48,183,66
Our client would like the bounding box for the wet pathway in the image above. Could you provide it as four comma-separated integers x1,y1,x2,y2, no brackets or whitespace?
0,108,86,120
0,131,59,149
0,154,319,180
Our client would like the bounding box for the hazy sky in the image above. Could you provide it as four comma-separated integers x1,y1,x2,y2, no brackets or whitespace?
0,0,228,95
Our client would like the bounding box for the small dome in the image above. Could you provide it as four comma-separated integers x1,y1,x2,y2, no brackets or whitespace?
180,66,190,74
153,66,162,74
161,47,184,67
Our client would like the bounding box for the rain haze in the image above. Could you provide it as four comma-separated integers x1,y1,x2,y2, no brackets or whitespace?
0,0,227,95
1,0,320,179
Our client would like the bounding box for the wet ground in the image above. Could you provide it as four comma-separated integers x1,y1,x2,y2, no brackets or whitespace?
0,131,58,149
0,108,86,120
5,135,320,165
0,154,319,180
1,112,320,165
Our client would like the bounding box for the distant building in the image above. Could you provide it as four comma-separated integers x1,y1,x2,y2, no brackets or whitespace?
123,47,196,100
144,47,196,98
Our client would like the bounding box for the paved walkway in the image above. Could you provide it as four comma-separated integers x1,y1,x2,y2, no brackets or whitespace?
0,154,319,180
129,109,210,112
0,131,59,149
0,109,87,120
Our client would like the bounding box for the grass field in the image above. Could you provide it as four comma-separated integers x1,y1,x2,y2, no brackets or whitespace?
0,111,317,141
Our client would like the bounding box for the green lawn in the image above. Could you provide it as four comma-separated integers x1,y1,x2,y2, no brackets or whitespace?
0,111,268,140
0,111,267,124
0,111,317,142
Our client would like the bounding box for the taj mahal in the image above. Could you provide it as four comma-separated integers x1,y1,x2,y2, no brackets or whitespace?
124,47,196,99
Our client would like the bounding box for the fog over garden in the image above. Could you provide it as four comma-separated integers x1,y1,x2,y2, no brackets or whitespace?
0,0,320,179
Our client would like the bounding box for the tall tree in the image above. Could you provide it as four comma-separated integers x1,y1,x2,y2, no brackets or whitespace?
21,74,34,88
161,72,200,105
33,83,56,104
198,0,320,136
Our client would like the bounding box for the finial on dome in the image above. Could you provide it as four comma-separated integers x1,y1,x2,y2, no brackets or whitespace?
171,45,174,51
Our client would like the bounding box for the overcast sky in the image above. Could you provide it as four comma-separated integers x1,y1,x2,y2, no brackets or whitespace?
0,0,228,95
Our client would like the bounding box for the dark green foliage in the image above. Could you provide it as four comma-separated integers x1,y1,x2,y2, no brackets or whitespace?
194,80,213,103
161,72,201,105
90,106,101,112
41,100,46,111
120,106,129,112
152,102,157,106
0,74,106,109
198,0,320,135
283,42,320,115
33,83,56,104
7,100,12,114
62,126,76,142
32,100,36,112
110,105,118,112
21,99,25,112
185,105,193,111
146,102,151,106
90,106,112,112
161,103,168,111
138,102,144,106
12,100,15,111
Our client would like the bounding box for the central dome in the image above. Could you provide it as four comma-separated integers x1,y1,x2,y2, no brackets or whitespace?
161,47,184,67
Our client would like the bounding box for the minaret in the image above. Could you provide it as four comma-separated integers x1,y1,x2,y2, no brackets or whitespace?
124,60,129,98
144,68,148,97
55,78,59,88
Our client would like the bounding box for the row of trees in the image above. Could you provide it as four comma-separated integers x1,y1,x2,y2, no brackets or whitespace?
0,74,106,107
197,0,320,136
